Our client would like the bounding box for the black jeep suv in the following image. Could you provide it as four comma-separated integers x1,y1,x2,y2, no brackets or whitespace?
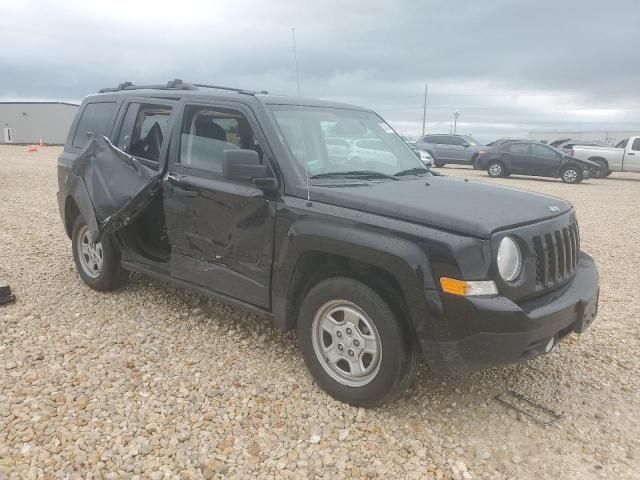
57,80,600,406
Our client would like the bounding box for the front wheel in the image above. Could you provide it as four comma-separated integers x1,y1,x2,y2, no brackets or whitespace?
561,165,583,184
430,153,445,167
71,216,128,291
591,159,609,178
297,277,418,407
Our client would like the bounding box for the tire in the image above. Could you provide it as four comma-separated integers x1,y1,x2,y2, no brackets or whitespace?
487,161,506,178
590,159,609,179
429,152,444,167
560,165,583,184
297,277,418,407
71,216,128,291
471,155,479,170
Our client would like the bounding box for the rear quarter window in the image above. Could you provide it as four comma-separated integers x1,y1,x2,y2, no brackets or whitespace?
72,102,117,148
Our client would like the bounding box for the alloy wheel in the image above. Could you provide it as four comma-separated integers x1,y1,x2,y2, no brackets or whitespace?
489,163,503,177
77,225,104,278
563,169,578,183
311,300,382,387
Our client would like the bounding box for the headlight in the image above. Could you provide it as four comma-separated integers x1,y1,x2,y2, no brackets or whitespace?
497,236,522,281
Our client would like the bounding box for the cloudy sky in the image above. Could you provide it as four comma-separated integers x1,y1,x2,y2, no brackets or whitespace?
1,0,639,141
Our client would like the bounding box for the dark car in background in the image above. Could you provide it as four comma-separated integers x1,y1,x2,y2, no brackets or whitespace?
415,134,484,167
476,140,602,183
485,138,526,148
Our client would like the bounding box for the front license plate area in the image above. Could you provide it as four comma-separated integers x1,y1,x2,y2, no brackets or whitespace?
575,290,599,333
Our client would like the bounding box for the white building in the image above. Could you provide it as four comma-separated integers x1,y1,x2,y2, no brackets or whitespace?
528,130,640,146
1,101,79,145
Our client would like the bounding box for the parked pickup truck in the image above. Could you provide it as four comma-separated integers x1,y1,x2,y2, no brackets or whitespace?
571,137,640,177
57,79,600,407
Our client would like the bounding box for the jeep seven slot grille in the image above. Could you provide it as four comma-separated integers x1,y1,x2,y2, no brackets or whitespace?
532,222,579,288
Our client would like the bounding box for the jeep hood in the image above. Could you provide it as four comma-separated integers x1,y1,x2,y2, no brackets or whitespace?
310,176,572,238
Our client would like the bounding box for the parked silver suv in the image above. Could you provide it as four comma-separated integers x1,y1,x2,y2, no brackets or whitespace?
415,134,485,167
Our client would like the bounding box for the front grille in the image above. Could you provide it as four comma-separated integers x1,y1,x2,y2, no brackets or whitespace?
532,222,579,288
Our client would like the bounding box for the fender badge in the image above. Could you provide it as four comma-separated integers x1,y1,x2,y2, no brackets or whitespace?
548,205,561,213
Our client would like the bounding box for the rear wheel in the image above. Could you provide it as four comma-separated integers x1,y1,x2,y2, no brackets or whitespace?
72,216,128,291
297,277,418,407
487,161,506,178
561,165,583,184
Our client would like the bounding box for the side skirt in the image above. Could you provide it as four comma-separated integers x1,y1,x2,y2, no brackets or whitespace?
120,259,274,321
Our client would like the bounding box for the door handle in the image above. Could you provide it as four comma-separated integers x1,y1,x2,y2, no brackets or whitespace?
173,187,198,197
628,152,636,156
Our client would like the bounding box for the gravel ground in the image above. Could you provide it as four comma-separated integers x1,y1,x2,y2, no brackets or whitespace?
1,145,639,479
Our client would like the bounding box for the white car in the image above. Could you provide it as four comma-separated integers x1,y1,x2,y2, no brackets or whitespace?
348,139,398,166
325,137,352,164
413,148,434,167
571,136,640,177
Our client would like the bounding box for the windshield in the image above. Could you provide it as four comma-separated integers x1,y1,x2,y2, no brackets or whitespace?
269,105,428,179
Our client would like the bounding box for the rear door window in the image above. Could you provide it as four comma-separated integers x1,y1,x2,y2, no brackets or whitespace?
531,144,557,158
116,103,172,164
631,138,640,151
72,102,117,148
505,143,530,154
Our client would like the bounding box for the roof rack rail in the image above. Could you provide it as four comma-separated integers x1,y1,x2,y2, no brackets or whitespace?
98,79,268,95
192,83,269,95
98,79,197,93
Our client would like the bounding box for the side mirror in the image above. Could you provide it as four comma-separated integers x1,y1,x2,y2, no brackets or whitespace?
223,149,278,189
461,142,470,148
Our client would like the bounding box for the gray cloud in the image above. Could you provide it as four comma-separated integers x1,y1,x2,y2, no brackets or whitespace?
1,0,639,141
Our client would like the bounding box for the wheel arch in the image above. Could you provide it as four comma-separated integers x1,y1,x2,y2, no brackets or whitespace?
285,251,416,338
64,195,81,238
588,156,609,169
271,222,435,347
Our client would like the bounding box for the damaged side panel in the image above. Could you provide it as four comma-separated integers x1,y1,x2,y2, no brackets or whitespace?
70,134,164,242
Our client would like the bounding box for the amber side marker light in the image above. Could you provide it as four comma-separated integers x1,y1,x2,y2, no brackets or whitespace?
440,277,498,296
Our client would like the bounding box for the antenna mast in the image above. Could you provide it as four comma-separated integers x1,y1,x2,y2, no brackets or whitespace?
421,83,428,136
292,27,311,202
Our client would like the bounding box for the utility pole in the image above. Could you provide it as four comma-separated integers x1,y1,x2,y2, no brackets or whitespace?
421,83,428,137
453,110,460,135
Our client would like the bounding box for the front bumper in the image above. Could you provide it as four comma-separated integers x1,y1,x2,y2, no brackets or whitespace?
423,252,599,375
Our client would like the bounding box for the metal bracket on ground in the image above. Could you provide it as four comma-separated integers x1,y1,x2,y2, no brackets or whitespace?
495,390,563,426
0,285,16,305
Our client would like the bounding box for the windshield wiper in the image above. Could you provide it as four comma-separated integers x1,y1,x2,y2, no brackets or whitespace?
310,170,397,180
393,167,430,177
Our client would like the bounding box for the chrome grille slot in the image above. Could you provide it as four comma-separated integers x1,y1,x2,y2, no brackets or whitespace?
555,231,565,279
545,234,556,284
